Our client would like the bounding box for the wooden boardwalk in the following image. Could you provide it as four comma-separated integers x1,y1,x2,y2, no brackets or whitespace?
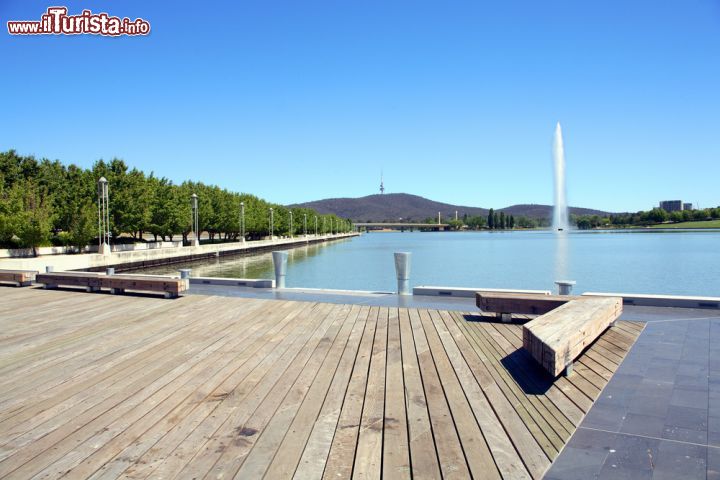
0,288,643,479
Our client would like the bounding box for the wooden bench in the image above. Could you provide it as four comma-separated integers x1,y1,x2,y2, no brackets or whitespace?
36,272,188,298
476,292,576,320
99,274,188,298
0,269,38,287
523,296,622,377
36,272,103,292
477,292,623,377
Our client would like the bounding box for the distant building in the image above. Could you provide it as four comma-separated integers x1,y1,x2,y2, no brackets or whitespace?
659,200,683,212
683,203,693,211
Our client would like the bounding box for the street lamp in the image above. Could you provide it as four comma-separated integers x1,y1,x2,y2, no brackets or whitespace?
289,211,293,237
314,216,318,236
240,201,245,241
303,213,307,236
191,193,199,246
269,207,274,239
97,177,110,255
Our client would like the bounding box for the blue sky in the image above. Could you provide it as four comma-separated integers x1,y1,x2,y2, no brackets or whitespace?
2,1,719,212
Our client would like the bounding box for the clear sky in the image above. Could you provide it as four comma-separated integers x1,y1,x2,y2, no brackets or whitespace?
2,1,719,212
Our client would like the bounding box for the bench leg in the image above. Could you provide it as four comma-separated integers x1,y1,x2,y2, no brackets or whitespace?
564,362,574,377
44,283,58,290
164,291,178,299
86,286,101,293
20,281,33,287
110,288,125,295
497,312,512,323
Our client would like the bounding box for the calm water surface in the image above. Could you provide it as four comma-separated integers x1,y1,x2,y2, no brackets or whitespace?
141,230,720,296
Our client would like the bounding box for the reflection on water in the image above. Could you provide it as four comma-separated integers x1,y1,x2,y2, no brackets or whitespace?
136,231,720,296
554,231,569,283
139,239,348,279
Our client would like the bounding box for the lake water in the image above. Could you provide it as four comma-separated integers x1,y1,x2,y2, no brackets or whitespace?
140,230,720,296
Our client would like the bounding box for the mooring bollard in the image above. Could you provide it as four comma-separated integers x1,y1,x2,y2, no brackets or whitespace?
179,269,192,280
394,252,412,295
272,251,289,288
106,267,115,276
45,266,54,273
555,280,576,295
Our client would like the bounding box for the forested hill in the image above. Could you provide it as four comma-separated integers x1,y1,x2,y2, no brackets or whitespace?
291,193,611,222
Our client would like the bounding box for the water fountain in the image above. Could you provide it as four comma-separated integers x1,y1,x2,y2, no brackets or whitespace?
553,122,569,231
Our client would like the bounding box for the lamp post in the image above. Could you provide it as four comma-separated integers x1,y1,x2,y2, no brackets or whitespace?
191,193,199,246
269,208,274,239
314,216,318,236
97,177,110,255
303,213,307,237
289,211,293,237
330,217,334,235
322,217,326,236
240,201,245,242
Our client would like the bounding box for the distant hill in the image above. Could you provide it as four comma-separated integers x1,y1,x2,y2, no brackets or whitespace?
290,193,611,222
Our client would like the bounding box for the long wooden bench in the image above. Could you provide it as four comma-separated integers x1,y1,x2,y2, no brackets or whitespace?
476,292,577,316
0,269,38,287
36,272,188,298
100,274,188,298
36,272,103,292
477,292,623,377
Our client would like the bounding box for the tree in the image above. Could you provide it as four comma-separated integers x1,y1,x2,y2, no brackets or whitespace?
499,212,506,230
17,182,54,255
488,208,495,229
68,199,97,250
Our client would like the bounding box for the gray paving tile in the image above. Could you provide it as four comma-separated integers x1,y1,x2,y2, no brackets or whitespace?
664,405,708,431
670,386,709,409
707,446,720,480
651,441,706,480
620,412,666,438
597,433,660,480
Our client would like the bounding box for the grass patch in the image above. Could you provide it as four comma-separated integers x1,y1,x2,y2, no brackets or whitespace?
650,219,720,229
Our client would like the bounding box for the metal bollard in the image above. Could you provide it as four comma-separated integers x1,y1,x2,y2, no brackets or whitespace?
394,252,412,295
45,266,54,273
555,280,576,296
272,251,289,288
179,269,192,280
106,267,115,276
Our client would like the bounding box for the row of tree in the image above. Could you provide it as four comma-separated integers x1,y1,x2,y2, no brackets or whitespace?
573,207,720,230
0,150,352,251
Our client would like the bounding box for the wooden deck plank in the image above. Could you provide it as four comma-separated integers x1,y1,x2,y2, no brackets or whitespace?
292,306,371,479
97,301,323,480
233,304,358,479
381,307,411,479
0,288,644,480
421,310,501,480
174,302,340,480
322,307,379,479
443,312,549,479
408,309,471,479
396,308,442,480
352,307,389,480
433,310,530,480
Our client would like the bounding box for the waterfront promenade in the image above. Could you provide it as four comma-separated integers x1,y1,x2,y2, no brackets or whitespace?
0,287,641,479
0,233,358,274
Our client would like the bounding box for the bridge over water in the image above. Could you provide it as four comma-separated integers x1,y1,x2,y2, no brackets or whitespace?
354,222,449,231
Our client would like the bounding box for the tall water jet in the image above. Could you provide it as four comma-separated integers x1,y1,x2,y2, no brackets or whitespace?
552,122,569,231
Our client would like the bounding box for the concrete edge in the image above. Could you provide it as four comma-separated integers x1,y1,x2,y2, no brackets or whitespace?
413,285,552,298
190,277,274,288
583,292,720,309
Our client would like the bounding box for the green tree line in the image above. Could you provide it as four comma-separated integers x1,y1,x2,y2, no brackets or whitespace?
0,150,351,252
573,207,720,230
